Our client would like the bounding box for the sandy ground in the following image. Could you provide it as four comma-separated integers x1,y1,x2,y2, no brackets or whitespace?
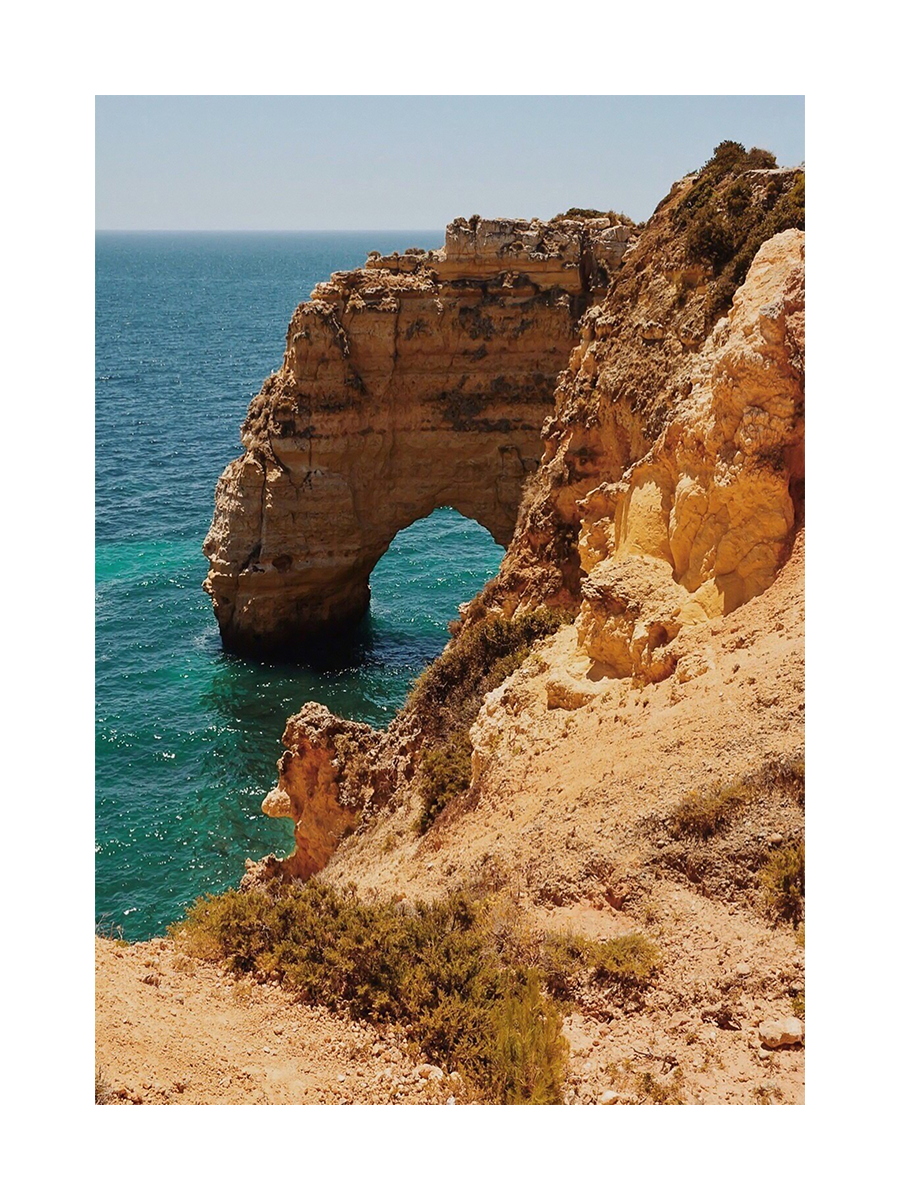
95,937,455,1105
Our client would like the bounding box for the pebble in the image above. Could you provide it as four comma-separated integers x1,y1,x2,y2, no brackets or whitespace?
735,962,751,976
599,1090,619,1105
758,1017,804,1048
417,1064,444,1081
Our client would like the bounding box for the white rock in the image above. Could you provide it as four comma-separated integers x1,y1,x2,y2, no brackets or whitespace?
758,1017,804,1048
417,1063,444,1081
599,1090,620,1105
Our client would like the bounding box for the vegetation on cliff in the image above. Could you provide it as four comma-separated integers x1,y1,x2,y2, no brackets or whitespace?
675,140,805,317
761,842,805,927
409,607,571,830
550,206,634,225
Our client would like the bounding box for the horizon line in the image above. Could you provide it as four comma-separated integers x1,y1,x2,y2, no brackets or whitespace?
96,227,448,234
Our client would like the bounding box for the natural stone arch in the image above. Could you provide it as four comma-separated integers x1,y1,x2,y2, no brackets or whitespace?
204,427,535,656
203,215,637,656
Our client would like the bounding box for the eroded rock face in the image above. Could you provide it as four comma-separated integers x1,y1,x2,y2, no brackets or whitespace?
204,216,636,655
246,702,398,884
242,162,804,881
574,230,805,683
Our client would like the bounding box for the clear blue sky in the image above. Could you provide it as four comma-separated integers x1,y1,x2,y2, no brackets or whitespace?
96,96,804,230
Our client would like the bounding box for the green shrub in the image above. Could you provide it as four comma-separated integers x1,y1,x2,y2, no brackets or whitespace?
760,842,805,926
542,929,661,994
488,973,568,1104
551,207,633,225
674,142,804,319
540,932,595,999
408,607,570,831
173,881,568,1104
593,933,660,983
671,781,747,839
418,731,473,832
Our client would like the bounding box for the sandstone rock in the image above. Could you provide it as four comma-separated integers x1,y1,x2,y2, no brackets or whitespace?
204,216,631,656
246,702,398,882
239,168,804,885
758,1017,804,1048
569,230,804,683
475,171,803,634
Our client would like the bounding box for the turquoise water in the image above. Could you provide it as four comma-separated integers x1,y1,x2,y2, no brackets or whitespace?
96,233,505,940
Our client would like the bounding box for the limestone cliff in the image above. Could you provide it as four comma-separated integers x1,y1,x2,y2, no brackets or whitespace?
204,215,636,654
243,148,804,887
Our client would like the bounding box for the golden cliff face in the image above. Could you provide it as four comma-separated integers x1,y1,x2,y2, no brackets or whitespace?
572,228,804,686
224,147,801,883
226,152,804,886
476,163,804,690
203,215,636,655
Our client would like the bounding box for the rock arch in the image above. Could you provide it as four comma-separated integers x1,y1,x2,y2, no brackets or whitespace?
203,216,637,656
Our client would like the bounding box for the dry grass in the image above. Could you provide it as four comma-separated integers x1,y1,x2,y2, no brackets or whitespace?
671,781,748,839
761,842,805,926
95,1068,114,1105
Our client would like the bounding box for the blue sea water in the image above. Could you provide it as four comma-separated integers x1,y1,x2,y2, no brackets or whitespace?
95,232,505,940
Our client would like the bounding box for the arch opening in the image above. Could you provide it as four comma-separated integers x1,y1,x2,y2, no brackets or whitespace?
367,507,504,649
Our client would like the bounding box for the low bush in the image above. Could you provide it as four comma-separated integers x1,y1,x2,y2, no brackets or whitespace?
551,207,633,225
490,973,569,1104
418,731,474,832
541,930,660,997
760,841,805,926
674,141,804,318
408,607,570,830
592,933,660,983
173,881,568,1104
540,931,602,999
671,781,747,839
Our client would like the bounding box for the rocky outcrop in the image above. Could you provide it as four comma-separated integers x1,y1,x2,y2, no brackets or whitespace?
476,163,804,622
204,215,636,655
245,703,400,884
241,150,804,883
573,229,805,684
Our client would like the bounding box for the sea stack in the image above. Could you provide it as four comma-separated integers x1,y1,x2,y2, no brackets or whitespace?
203,215,636,655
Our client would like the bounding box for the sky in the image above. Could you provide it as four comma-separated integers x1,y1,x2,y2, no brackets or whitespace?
96,96,804,231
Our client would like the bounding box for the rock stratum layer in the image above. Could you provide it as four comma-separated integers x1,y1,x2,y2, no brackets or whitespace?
204,215,636,654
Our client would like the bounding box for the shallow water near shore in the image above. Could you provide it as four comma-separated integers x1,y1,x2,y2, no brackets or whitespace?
95,232,504,940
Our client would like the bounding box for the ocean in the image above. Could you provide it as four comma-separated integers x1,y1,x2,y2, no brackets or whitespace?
95,232,505,940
